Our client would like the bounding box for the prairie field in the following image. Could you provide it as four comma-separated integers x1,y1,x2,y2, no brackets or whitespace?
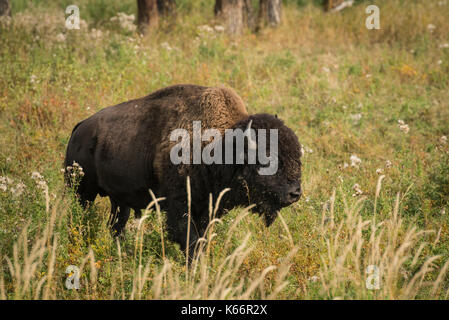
0,0,448,300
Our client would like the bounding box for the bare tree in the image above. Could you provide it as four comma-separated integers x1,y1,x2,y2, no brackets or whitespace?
215,0,254,34
0,0,10,17
137,0,176,33
137,0,159,33
257,0,282,30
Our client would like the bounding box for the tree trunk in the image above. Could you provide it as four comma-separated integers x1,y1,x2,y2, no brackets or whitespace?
0,0,11,17
137,0,159,33
215,0,249,34
257,0,282,29
157,0,176,16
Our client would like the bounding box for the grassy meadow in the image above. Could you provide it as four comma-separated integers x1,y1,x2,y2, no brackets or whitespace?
0,0,448,299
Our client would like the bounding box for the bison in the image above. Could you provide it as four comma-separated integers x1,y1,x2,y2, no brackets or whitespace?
65,84,302,255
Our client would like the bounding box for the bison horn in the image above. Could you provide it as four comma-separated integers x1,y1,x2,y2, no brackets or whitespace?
245,120,257,151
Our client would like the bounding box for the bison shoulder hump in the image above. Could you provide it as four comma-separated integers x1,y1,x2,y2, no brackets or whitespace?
199,86,248,129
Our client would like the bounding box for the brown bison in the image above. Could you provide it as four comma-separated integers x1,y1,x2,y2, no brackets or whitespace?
65,84,302,255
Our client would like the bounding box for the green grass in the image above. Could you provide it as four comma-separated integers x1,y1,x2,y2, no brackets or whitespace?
0,0,448,299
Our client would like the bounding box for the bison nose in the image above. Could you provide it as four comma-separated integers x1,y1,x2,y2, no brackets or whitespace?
283,184,302,205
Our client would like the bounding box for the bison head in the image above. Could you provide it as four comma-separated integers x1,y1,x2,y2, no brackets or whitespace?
230,114,303,226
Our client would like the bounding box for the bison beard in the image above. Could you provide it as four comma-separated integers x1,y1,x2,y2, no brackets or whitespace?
64,84,302,258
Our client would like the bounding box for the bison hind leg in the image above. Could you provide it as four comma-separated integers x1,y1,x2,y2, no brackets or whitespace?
77,184,98,210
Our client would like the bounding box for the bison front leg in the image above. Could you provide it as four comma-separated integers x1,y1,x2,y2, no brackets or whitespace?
108,198,131,237
166,207,201,261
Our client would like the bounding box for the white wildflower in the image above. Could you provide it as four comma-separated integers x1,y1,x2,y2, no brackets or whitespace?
31,171,43,181
30,75,37,84
91,28,103,39
427,24,436,32
440,135,447,145
12,182,26,197
79,18,88,30
385,160,392,168
214,25,225,32
304,146,313,154
110,12,136,32
55,33,66,42
352,183,363,197
308,275,319,282
376,168,383,175
350,154,361,168
350,113,362,122
161,42,173,51
439,43,449,49
198,25,214,33
0,184,6,192
398,120,410,133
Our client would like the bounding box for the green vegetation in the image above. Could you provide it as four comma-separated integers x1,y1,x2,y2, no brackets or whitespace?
0,0,448,299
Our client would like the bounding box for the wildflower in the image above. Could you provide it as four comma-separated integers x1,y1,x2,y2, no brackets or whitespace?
352,183,363,197
0,184,6,192
90,28,103,39
304,146,313,154
110,12,136,32
439,43,449,49
31,171,48,191
376,168,383,175
79,18,88,29
398,120,410,133
322,67,330,73
198,25,214,33
11,182,26,197
385,160,392,168
427,24,436,32
31,171,43,181
55,33,66,42
440,135,447,145
214,25,225,32
30,75,37,84
350,154,361,168
308,275,319,282
161,42,173,51
441,208,446,215
350,113,362,122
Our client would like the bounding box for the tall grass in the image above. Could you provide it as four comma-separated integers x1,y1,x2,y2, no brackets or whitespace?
1,174,448,299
